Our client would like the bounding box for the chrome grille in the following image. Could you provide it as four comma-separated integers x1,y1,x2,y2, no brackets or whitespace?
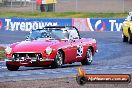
12,53,42,60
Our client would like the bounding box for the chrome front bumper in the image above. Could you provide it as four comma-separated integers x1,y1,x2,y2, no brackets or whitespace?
5,58,54,62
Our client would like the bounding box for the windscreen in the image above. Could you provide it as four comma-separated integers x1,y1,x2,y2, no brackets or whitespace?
28,28,69,40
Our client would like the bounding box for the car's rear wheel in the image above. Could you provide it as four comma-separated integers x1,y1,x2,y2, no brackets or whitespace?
81,48,93,65
6,62,19,71
122,34,128,42
52,51,64,68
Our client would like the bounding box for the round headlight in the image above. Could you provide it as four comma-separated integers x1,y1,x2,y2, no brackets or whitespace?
5,46,12,54
45,47,52,55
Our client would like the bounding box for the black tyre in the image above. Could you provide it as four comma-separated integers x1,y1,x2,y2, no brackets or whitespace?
6,62,19,71
128,33,132,44
81,48,93,65
122,34,128,42
52,51,64,68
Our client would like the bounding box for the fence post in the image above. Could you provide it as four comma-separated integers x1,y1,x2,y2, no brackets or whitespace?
32,0,34,12
11,0,13,8
24,0,26,6
123,0,125,13
75,0,78,12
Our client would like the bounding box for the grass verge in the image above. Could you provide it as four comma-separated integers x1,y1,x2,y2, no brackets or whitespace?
0,12,128,18
0,47,5,61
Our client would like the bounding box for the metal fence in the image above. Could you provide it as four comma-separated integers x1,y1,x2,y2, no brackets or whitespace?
0,0,132,12
56,0,132,13
0,0,36,12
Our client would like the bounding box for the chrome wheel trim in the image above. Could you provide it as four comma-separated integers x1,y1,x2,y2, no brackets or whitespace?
87,49,93,63
56,52,63,66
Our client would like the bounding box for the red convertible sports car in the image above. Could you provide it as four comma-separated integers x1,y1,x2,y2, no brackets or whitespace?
5,26,98,71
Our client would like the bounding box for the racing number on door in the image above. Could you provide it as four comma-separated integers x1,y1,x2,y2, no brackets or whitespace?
77,45,83,57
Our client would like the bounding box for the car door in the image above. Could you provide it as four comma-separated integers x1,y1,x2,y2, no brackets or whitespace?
64,39,83,63
67,28,82,62
74,38,87,61
71,39,84,61
69,39,78,62
62,40,77,64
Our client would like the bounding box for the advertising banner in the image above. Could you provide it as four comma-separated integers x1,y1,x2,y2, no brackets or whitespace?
0,18,125,32
42,0,57,4
72,18,125,31
0,18,72,32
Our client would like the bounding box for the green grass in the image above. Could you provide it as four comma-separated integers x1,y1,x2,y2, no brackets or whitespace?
0,12,128,18
0,47,5,61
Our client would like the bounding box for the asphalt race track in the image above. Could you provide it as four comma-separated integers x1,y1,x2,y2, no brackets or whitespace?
0,31,132,82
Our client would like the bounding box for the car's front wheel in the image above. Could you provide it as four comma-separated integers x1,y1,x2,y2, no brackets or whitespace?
6,62,20,71
122,34,128,42
52,51,64,68
81,48,93,65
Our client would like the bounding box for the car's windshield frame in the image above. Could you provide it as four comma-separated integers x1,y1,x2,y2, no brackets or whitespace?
27,27,80,40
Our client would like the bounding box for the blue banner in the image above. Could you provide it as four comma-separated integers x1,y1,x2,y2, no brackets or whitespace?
0,18,125,32
88,18,125,31
0,18,72,32
73,18,125,31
